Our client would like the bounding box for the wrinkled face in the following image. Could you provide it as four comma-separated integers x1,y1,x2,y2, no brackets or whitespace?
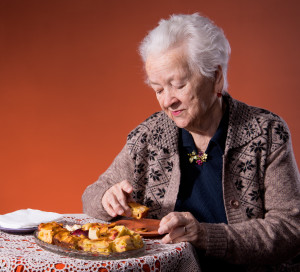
145,47,221,132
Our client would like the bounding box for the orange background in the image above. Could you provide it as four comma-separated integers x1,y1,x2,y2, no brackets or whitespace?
1,0,299,214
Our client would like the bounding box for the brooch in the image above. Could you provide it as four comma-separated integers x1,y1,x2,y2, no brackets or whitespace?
188,151,208,166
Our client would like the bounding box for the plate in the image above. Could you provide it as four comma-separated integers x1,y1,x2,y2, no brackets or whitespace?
113,218,161,237
0,226,37,234
33,230,146,260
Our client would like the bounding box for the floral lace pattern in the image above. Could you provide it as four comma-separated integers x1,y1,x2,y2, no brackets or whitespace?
0,214,201,272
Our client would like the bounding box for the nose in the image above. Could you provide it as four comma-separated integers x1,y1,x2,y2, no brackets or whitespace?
163,88,179,109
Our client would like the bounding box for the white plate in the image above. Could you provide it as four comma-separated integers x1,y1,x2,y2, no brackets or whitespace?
0,226,37,234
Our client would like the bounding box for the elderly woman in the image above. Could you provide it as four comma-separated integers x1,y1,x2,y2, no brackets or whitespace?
82,13,300,271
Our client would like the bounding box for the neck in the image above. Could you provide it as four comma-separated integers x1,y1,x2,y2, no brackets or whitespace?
189,98,225,152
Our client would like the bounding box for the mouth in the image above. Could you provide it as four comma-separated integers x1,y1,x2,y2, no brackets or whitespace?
171,110,183,117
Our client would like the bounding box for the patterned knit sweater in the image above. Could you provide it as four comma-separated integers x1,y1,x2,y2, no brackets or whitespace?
82,94,300,271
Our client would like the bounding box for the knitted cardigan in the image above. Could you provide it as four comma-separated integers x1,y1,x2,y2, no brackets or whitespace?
82,94,300,271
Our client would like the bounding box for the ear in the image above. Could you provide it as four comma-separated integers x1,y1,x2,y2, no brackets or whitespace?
214,65,224,94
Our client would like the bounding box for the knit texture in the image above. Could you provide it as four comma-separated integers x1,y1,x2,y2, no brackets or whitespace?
82,94,300,271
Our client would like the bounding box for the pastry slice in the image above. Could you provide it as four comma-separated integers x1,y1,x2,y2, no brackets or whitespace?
88,224,110,240
53,229,81,250
78,237,113,254
112,235,143,252
127,202,149,219
37,222,64,244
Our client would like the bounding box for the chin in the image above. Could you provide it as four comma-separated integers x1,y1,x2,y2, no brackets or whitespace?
165,112,190,128
173,120,189,129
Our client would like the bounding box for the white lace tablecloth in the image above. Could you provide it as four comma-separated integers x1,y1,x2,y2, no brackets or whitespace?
0,214,201,272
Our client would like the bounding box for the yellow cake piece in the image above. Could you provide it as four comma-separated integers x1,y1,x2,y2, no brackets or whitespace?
78,237,113,254
37,222,64,244
112,235,136,252
127,202,149,219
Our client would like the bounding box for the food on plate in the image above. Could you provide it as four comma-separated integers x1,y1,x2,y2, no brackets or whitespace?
78,237,113,254
70,228,89,237
127,202,149,219
37,222,64,244
112,234,143,252
65,224,81,232
37,221,144,255
53,229,82,250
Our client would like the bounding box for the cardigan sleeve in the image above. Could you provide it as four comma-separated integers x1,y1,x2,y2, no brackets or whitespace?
204,128,300,266
82,144,135,222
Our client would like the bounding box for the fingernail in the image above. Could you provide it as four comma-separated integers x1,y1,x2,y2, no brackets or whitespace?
117,209,124,215
158,228,164,235
161,237,168,244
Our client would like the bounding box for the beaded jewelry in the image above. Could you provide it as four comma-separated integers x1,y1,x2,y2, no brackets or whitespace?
187,150,208,165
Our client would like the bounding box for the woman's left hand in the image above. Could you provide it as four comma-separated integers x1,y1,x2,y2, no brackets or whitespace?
158,212,207,249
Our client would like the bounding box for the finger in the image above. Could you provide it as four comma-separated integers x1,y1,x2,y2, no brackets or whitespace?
102,195,118,217
103,201,118,217
164,233,189,244
107,192,125,215
158,213,185,234
120,180,133,194
159,211,189,227
126,190,135,202
163,225,188,243
158,218,172,234
127,194,134,203
159,213,173,226
159,212,177,229
116,194,131,217
162,225,185,243
122,204,132,217
161,233,172,244
183,212,190,221
118,181,134,216
111,186,132,216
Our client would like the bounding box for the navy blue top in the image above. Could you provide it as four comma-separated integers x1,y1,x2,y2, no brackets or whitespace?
174,106,229,224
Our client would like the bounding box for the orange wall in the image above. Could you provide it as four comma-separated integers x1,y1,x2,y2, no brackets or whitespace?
1,0,299,214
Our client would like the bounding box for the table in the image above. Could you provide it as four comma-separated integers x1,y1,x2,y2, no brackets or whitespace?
0,214,201,271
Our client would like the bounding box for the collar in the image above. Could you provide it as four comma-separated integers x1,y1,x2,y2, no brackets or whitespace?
224,93,261,150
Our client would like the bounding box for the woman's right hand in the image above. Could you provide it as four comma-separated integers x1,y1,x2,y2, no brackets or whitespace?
102,180,133,218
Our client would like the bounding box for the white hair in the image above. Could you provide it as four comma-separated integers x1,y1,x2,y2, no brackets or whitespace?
139,13,231,92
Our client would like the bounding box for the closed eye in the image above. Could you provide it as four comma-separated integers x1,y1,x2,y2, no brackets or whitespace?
155,89,163,95
174,84,186,90
150,85,163,95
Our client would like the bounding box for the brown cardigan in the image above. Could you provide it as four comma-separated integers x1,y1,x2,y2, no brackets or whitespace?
82,94,300,270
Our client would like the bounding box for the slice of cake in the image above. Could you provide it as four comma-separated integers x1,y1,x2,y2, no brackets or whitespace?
128,202,149,219
37,222,64,244
52,229,81,250
78,237,113,254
